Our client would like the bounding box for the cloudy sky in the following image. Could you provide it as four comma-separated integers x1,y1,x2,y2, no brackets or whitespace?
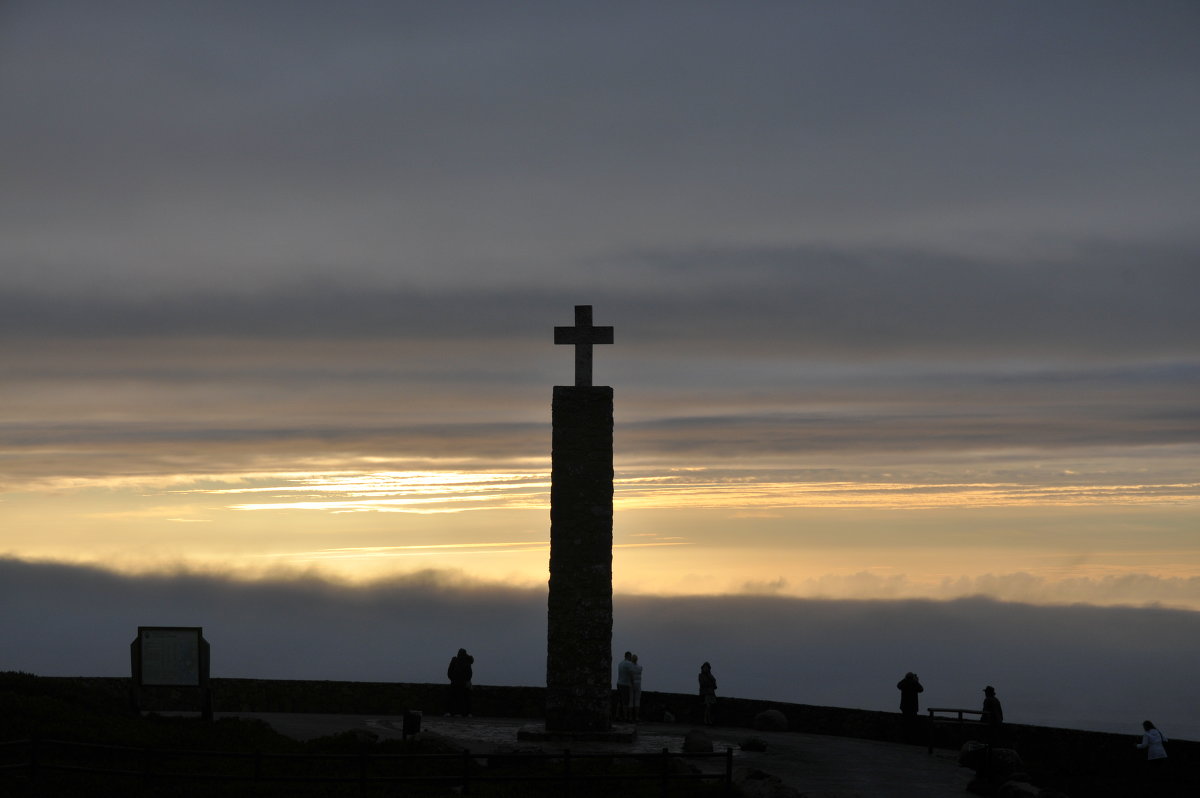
1,1,1198,735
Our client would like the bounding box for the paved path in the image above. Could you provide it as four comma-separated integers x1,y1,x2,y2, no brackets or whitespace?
226,712,973,797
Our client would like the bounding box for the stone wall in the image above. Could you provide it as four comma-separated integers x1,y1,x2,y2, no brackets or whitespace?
48,677,1199,793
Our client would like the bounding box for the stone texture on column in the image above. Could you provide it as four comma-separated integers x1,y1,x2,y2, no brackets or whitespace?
545,385,614,732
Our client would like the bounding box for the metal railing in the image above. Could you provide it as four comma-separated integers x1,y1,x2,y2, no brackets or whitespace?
1,737,734,795
926,706,984,754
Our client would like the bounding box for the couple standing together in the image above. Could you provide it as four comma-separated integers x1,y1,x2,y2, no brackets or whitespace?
616,651,643,722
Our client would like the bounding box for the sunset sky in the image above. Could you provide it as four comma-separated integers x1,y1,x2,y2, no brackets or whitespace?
2,0,1197,606
3,4,1200,737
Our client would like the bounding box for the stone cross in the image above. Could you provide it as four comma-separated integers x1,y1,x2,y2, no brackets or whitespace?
554,305,614,387
537,304,621,737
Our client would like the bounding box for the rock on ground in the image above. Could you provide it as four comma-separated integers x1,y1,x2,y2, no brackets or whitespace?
733,766,804,798
683,728,714,753
753,709,789,732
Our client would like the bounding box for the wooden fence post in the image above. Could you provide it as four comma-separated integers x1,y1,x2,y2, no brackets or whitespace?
28,737,39,788
140,746,153,791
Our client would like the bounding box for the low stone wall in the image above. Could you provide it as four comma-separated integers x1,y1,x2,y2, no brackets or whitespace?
49,677,1198,793
212,679,548,718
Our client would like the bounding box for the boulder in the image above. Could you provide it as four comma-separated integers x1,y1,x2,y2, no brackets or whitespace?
986,749,1028,783
960,743,1025,777
966,777,994,796
962,743,1032,795
683,728,714,753
959,740,987,765
732,767,803,798
753,709,789,732
997,781,1040,797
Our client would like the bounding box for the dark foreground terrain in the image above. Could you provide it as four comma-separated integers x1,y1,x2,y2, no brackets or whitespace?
0,672,725,797
2,672,1195,796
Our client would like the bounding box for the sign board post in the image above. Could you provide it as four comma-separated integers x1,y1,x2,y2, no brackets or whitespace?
130,626,212,720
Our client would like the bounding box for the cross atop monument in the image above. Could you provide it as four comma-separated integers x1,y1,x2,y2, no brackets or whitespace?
536,306,620,739
554,305,614,387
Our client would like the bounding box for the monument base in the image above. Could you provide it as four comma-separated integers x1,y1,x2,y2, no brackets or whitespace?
516,724,637,743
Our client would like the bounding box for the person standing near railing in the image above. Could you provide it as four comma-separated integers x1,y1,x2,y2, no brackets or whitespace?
615,651,634,721
698,661,718,725
628,653,643,723
446,647,474,717
981,685,1004,744
897,672,923,714
1136,720,1168,784
897,672,923,740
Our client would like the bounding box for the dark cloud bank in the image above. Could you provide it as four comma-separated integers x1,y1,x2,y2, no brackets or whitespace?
3,245,1197,361
3,558,1197,740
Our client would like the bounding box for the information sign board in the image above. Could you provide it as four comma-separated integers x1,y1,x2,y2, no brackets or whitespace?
138,626,202,687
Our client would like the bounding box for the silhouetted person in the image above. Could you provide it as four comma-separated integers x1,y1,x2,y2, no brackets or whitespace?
897,672,923,715
629,653,643,722
1136,720,1168,783
897,672,923,740
446,647,474,717
615,650,634,721
981,685,1003,744
698,661,717,725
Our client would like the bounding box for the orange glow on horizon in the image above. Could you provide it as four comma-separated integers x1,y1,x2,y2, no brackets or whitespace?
99,468,1200,514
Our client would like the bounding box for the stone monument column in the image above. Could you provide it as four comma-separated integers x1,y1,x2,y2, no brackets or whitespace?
545,305,615,732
